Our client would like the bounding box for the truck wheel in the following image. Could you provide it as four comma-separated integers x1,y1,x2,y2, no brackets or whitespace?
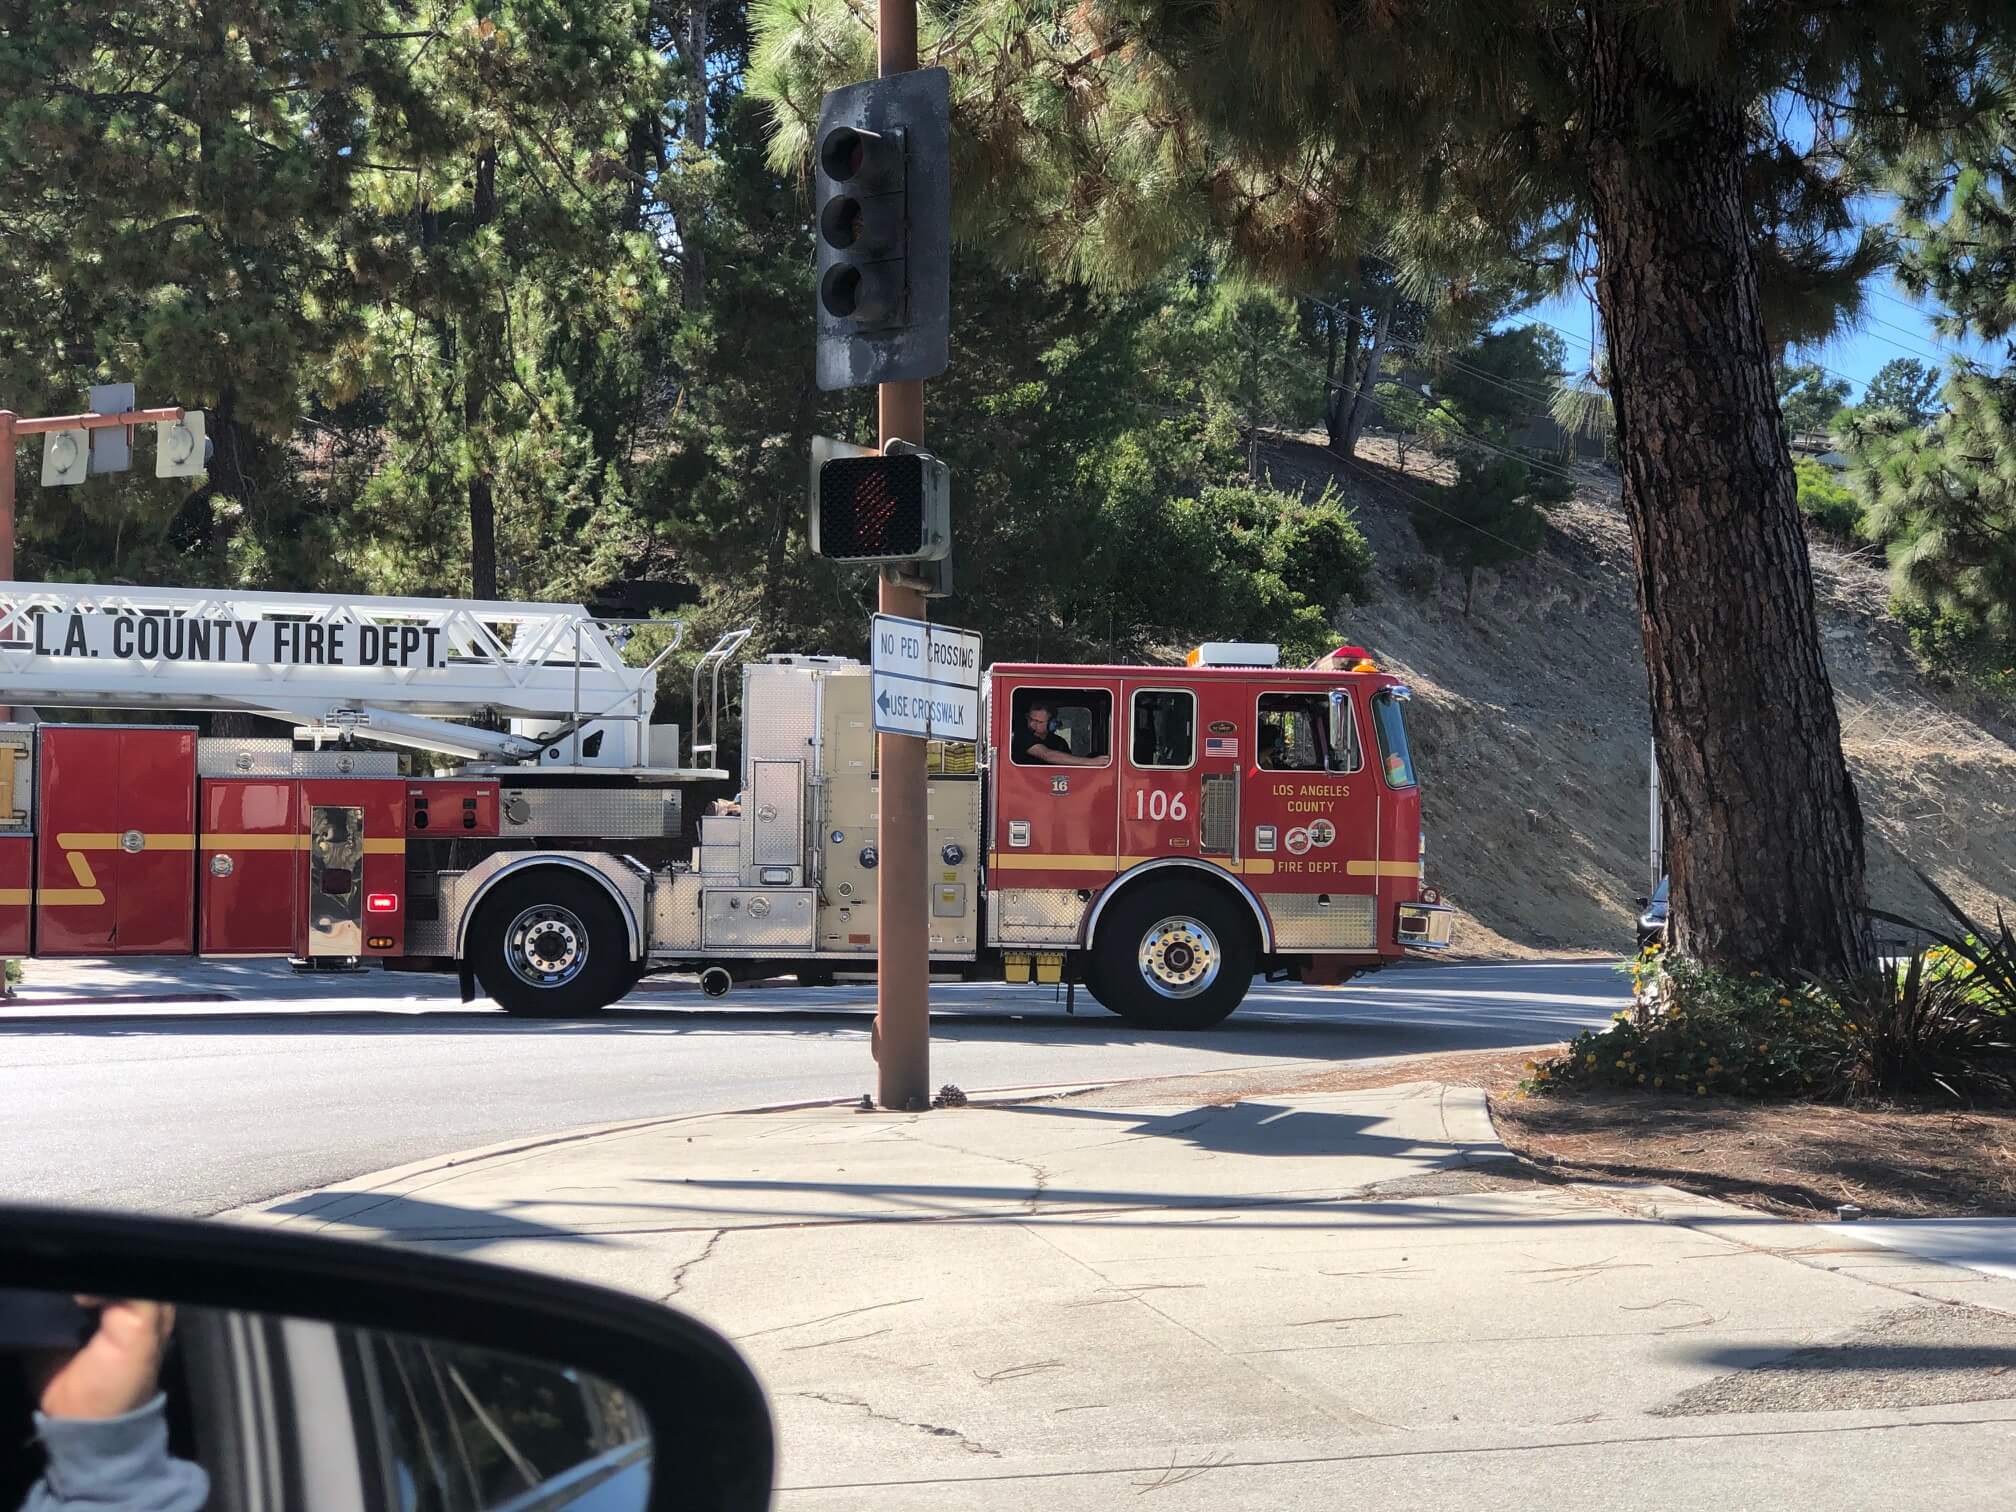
1087,882,1255,1029
470,872,633,1018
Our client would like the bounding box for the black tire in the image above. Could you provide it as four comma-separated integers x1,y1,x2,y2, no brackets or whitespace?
469,870,634,1017
1086,880,1256,1029
795,967,837,987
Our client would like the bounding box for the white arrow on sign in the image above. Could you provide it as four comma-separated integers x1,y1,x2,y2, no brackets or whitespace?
871,674,979,743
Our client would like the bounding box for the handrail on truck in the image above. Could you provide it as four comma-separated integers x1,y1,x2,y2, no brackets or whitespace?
688,628,753,770
538,618,688,766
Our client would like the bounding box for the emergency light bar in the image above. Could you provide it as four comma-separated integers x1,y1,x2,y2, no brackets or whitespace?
1186,642,1280,668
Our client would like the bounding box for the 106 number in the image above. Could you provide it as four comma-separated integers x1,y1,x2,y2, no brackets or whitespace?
1131,788,1189,822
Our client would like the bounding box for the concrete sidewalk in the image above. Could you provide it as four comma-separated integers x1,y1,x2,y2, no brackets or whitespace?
234,1084,2016,1508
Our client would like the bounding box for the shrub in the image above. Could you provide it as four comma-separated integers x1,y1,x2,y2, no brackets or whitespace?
1871,872,2016,1026
1794,457,1861,537
1529,877,2016,1105
1828,953,2015,1103
1528,954,1841,1098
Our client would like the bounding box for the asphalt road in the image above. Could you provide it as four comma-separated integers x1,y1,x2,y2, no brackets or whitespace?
2,958,1626,1217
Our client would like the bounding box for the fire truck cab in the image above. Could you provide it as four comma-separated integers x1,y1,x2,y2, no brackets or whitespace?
985,641,1451,1027
0,584,1450,1026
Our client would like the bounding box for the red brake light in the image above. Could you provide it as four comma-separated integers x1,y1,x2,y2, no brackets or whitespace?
365,892,399,914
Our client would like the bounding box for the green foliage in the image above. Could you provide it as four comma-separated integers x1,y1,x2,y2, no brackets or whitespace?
1436,327,1567,437
1892,602,2016,715
1860,357,1943,425
1793,458,1862,537
1533,884,2016,1104
1412,454,1571,613
1849,365,2016,642
1529,952,2013,1104
1827,952,2016,1102
1776,362,1853,438
1870,872,2016,1031
1533,956,1844,1098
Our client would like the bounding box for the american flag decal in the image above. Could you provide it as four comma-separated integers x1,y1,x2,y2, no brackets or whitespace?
1204,736,1239,758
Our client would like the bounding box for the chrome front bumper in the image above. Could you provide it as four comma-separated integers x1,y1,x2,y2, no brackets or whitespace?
1396,902,1456,950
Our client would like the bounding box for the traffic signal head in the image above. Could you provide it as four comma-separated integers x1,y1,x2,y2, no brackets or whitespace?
814,68,950,391
811,450,951,563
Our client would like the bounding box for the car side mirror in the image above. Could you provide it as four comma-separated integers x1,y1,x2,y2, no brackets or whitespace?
1,1205,773,1511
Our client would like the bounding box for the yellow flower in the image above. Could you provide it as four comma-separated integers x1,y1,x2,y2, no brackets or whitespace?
1845,1022,1858,1032
1654,1077,1664,1088
1696,1084,1707,1095
1637,1074,1647,1084
1615,1059,1628,1070
1776,997,1792,1007
1586,1054,1597,1067
1749,970,1762,977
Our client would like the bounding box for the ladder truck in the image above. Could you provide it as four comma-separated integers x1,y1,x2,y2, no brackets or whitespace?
0,583,1451,1025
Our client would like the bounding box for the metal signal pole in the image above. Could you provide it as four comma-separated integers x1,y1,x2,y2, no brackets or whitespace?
0,402,187,721
873,0,931,1111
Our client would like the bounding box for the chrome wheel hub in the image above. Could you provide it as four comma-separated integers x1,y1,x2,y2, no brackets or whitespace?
507,904,587,987
1138,916,1220,999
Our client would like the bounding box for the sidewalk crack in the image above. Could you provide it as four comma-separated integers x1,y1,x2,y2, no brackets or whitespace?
787,1390,1003,1457
659,1228,724,1300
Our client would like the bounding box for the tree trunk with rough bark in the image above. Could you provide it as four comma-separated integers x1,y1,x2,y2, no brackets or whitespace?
1584,7,1871,977
679,0,708,311
1340,290,1395,457
465,141,499,600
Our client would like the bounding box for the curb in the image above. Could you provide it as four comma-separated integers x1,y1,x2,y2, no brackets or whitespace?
227,1077,1127,1226
4,992,239,1008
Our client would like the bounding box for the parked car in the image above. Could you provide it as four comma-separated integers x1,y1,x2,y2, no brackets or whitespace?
1636,877,1669,951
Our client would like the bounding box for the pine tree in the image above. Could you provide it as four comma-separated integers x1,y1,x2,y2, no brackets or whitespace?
1850,368,2016,642
1776,362,1855,438
0,1,415,585
1860,358,1943,426
748,0,2016,976
1414,455,1571,617
1853,70,2016,659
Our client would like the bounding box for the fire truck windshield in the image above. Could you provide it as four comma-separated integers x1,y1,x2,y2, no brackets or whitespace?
1372,687,1417,788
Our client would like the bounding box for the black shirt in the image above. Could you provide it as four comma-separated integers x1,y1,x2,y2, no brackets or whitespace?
1013,726,1072,763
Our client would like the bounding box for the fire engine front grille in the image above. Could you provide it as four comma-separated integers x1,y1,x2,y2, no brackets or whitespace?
1262,892,1379,951
1199,773,1237,855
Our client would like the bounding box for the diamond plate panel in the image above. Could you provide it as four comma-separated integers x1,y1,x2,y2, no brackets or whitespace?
703,887,815,949
741,664,818,771
499,787,680,838
198,737,399,778
1262,892,1379,951
649,869,706,952
748,760,802,867
988,887,1086,947
1200,773,1237,855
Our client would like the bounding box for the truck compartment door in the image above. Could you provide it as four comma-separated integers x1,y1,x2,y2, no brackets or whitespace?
36,726,196,955
200,779,299,955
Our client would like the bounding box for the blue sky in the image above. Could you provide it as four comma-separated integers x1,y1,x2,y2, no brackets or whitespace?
1524,280,2004,402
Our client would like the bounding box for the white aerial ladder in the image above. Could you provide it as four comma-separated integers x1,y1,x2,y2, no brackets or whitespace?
0,580,728,774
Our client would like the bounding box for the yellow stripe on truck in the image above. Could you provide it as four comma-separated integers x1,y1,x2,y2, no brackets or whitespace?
202,834,406,855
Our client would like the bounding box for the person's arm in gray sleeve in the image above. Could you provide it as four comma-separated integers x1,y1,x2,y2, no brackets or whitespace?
23,1393,209,1512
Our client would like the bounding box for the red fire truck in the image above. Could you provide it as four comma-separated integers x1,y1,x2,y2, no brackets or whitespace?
0,584,1450,1026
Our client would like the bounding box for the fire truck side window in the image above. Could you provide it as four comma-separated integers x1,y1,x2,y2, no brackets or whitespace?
1130,690,1195,769
1011,689,1111,765
1256,693,1358,773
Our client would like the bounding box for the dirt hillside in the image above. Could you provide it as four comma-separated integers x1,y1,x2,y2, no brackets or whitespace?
1259,431,2016,956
